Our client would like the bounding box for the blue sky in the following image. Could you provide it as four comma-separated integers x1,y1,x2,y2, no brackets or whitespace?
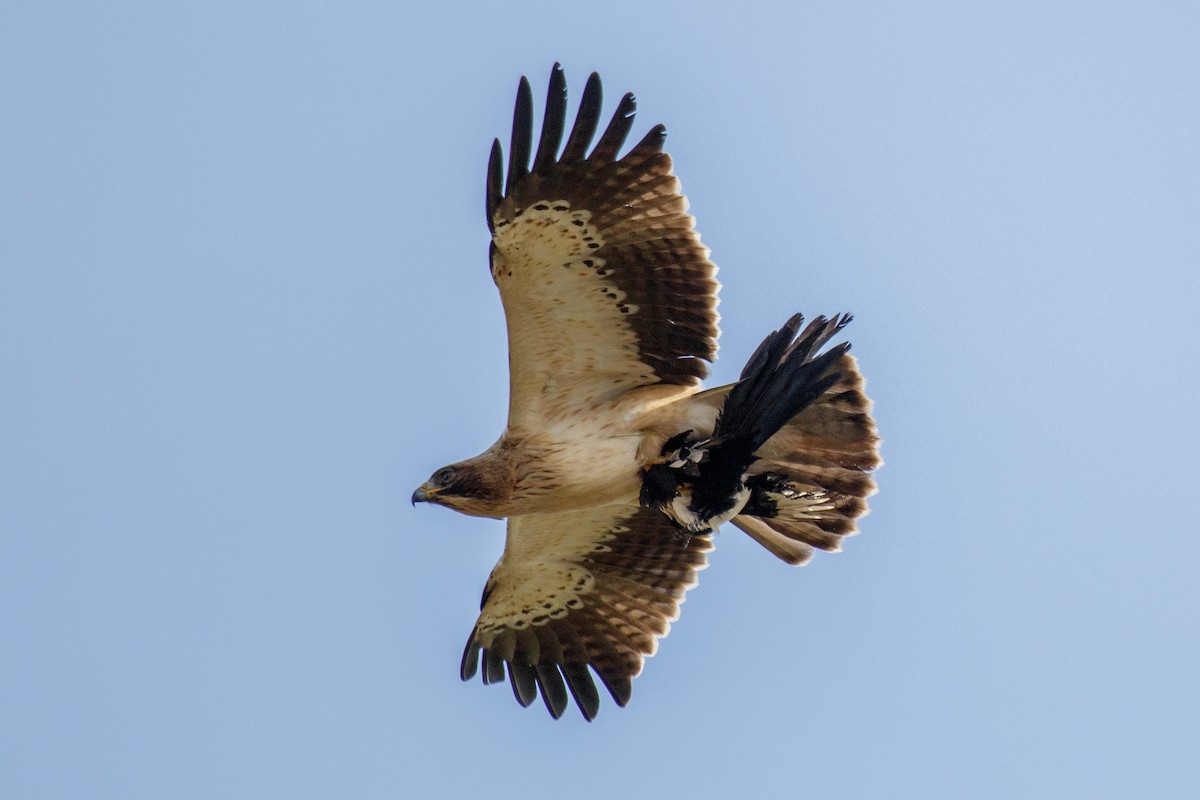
3,1,1198,797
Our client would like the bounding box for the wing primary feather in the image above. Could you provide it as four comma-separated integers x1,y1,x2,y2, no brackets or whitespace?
561,663,601,722
625,122,668,159
483,647,506,685
534,623,565,664
534,663,569,719
532,63,567,174
506,76,533,194
582,622,637,706
554,618,591,663
460,637,481,681
508,659,539,707
485,138,503,232
560,71,603,163
517,628,541,666
597,671,633,708
589,91,637,162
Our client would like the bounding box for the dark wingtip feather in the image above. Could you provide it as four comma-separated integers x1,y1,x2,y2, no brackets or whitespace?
509,659,539,708
562,663,601,722
482,648,506,685
532,64,568,174
626,123,668,159
485,138,503,231
460,638,481,681
535,663,569,720
589,91,637,162
506,76,533,194
561,72,603,163
597,672,633,707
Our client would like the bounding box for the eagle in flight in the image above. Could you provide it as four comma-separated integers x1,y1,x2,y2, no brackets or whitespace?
413,65,880,720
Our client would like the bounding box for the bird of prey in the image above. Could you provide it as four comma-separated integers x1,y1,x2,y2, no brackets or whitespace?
413,64,880,721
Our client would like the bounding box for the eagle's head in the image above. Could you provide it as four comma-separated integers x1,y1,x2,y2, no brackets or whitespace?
412,460,507,518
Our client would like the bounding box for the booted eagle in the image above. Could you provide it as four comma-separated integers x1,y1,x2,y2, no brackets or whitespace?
414,65,880,720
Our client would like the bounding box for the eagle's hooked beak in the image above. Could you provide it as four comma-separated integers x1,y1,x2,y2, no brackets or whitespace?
411,483,438,506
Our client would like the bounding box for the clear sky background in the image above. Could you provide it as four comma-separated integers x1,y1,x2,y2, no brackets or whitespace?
3,2,1198,798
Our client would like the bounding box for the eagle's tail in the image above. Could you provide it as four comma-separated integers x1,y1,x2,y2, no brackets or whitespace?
691,348,881,565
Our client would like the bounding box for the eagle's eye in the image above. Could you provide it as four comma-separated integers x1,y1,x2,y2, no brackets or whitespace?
435,467,457,486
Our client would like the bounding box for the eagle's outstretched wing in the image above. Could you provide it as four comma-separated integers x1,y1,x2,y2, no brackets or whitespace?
488,65,720,428
459,503,712,720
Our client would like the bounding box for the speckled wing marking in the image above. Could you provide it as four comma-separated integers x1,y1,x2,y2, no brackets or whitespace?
487,65,721,427
459,503,712,721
